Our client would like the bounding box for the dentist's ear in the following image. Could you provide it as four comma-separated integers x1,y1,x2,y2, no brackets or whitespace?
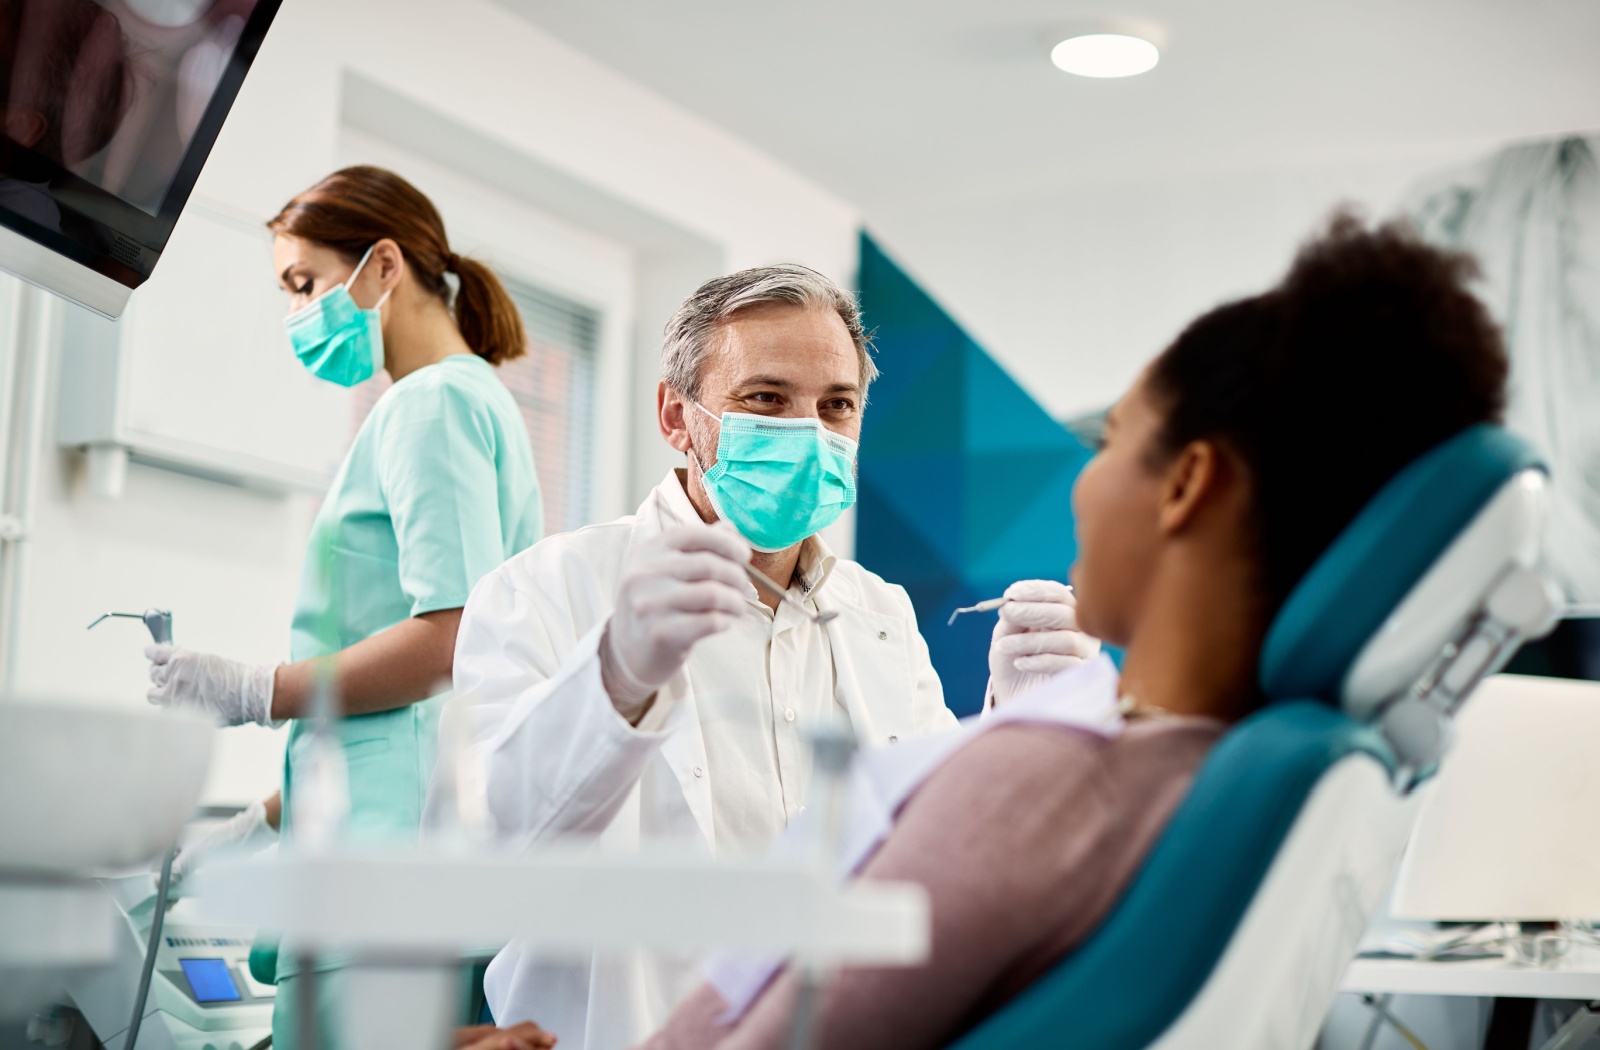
658,382,695,453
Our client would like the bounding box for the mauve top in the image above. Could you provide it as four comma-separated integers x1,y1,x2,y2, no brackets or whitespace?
636,716,1223,1050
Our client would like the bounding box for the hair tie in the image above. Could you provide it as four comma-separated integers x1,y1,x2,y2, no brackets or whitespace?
445,251,461,271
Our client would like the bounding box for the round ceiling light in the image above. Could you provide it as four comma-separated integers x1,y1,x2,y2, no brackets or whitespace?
1049,33,1161,78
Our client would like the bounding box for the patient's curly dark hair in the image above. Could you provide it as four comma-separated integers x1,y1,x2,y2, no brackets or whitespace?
1146,210,1509,617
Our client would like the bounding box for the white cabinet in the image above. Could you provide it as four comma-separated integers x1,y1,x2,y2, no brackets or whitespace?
57,200,351,495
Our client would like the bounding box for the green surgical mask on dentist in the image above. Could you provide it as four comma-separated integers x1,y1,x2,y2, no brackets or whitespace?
283,243,391,387
691,401,859,553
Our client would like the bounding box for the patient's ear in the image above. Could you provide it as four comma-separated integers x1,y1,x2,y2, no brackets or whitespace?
1157,439,1228,535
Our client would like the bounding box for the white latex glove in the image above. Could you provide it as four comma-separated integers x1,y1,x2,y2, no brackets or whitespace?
146,644,277,727
600,523,751,722
168,799,278,891
987,579,1102,707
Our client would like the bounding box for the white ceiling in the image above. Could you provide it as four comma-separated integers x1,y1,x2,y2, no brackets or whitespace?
489,0,1600,215
487,0,1600,419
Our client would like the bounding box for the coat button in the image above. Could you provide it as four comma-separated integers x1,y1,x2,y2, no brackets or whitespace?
693,766,704,778
877,631,888,641
888,735,899,744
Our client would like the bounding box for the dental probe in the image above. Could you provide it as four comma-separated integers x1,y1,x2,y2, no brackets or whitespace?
947,597,1010,626
947,585,1075,626
743,562,838,625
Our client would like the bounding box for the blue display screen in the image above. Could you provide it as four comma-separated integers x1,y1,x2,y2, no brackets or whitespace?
179,958,241,1003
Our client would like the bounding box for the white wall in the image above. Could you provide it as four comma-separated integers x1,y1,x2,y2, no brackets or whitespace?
868,139,1503,420
4,0,859,805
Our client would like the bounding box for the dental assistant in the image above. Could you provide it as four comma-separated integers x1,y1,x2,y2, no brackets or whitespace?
143,166,543,1047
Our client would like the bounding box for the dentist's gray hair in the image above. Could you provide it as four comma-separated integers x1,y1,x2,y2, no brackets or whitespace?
660,264,877,402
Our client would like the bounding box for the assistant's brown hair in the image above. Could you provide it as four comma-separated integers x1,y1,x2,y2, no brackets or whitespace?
268,166,526,365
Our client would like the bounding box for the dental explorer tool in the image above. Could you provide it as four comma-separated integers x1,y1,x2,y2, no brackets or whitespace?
947,597,1010,626
947,584,1075,626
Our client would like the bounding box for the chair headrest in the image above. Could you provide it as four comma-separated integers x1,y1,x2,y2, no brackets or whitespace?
1259,425,1549,726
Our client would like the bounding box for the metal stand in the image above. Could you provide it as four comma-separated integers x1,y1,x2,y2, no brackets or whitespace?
1543,1003,1600,1050
783,727,857,1050
1362,995,1600,1050
1358,994,1433,1050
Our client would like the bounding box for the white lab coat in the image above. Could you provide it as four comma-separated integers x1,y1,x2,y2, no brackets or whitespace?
448,472,956,1050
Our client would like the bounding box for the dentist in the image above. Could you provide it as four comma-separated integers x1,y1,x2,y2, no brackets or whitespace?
455,265,943,1049
448,265,1095,1050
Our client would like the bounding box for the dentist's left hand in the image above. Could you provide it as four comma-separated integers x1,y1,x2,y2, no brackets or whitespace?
145,645,278,727
986,580,1101,707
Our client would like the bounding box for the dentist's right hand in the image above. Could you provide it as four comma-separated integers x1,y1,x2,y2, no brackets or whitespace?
599,523,751,723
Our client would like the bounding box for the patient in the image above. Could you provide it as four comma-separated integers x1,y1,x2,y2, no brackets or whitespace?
632,213,1509,1050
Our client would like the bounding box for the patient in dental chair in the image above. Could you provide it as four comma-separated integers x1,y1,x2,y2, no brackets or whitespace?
620,214,1514,1050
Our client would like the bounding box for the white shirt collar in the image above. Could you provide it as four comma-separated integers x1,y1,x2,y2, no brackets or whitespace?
651,470,838,601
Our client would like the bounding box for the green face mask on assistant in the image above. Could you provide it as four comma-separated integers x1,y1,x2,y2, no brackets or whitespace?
282,243,390,388
692,402,859,552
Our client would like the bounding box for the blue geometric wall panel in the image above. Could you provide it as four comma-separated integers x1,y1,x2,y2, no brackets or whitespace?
855,233,1095,716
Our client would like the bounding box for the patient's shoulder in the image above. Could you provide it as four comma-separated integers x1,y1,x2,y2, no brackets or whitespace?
907,719,1222,838
1108,717,1226,777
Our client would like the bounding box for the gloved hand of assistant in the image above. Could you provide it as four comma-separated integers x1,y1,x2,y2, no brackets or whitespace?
986,579,1102,707
145,645,277,727
168,798,278,892
600,523,750,721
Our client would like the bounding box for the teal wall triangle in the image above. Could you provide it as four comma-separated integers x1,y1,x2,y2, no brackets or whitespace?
962,346,1080,454
858,453,967,569
856,231,1097,714
962,448,1088,566
966,455,1088,581
864,342,967,456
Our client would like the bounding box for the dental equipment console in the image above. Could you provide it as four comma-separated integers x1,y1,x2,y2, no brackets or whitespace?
60,873,274,1050
59,609,270,1050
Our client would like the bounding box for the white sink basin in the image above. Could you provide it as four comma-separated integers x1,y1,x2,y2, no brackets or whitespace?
0,701,214,874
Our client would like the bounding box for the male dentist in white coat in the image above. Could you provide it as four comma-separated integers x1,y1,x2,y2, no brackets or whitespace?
445,265,1096,1050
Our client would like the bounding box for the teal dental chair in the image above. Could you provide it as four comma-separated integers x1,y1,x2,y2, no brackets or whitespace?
950,425,1562,1050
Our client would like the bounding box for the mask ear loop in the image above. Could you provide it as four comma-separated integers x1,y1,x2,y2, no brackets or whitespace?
685,400,721,482
346,243,396,313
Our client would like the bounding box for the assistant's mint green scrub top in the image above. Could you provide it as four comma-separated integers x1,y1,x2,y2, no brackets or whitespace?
274,354,542,978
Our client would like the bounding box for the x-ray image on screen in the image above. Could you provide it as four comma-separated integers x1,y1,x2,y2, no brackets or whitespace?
0,0,280,314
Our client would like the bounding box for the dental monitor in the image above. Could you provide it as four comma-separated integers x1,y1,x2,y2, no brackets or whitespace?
0,0,282,318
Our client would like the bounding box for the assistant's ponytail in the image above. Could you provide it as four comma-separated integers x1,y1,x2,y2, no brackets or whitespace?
448,253,527,366
269,166,527,366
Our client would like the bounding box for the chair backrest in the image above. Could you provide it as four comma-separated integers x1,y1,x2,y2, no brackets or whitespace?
1259,425,1555,771
949,425,1554,1050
